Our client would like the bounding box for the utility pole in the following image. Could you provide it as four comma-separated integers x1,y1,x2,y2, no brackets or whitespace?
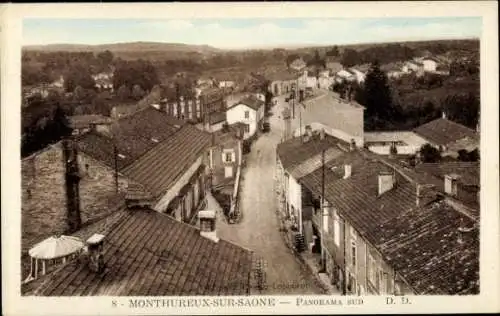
113,143,119,193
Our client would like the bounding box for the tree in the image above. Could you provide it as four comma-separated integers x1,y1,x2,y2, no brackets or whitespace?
362,62,394,120
113,59,159,92
97,50,114,66
420,143,441,163
132,84,146,100
340,48,361,68
117,85,131,101
326,46,339,57
64,65,95,92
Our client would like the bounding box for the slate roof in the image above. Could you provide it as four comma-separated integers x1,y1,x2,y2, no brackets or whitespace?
122,125,212,199
277,133,348,173
77,107,182,171
69,115,113,130
371,200,479,295
29,208,253,296
414,118,478,146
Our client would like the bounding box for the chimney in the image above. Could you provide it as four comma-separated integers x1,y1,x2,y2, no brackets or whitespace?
343,164,352,179
62,139,82,233
444,174,459,197
303,125,313,142
378,171,395,196
416,183,437,207
442,111,447,119
199,210,219,243
86,233,106,273
320,128,325,140
350,139,356,151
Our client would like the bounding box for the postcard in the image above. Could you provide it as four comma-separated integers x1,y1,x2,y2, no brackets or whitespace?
1,1,499,315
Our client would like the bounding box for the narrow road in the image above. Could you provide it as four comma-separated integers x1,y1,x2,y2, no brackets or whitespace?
215,95,324,295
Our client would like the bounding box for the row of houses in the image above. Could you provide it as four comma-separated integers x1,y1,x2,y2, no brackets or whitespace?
276,130,479,295
21,105,256,295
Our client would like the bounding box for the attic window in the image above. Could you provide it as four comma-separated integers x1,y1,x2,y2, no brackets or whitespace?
118,154,126,159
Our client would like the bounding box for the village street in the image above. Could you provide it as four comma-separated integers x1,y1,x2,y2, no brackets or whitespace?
213,94,324,295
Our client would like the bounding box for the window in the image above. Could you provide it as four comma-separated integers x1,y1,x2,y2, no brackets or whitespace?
379,270,387,294
244,125,250,133
244,111,249,119
333,211,341,246
223,149,235,163
351,240,357,268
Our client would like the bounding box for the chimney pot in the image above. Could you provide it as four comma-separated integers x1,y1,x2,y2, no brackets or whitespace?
320,128,325,140
86,233,106,273
378,172,395,196
343,164,352,179
442,111,447,119
444,174,459,197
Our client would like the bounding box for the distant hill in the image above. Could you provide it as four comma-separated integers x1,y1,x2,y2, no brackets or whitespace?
23,41,222,55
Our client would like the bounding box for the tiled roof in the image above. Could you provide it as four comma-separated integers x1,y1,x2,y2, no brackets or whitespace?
208,111,227,125
288,147,344,180
122,125,212,199
77,107,181,171
372,200,479,294
414,118,478,146
30,208,253,296
230,96,265,112
277,133,348,172
302,90,365,111
415,162,479,187
300,151,419,243
69,115,113,129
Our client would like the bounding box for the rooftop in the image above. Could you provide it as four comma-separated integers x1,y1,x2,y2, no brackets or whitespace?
69,114,113,130
265,69,300,82
77,107,183,171
208,111,227,125
414,118,478,147
122,124,212,199
277,133,348,173
230,95,265,112
372,199,479,294
300,151,419,244
28,208,253,296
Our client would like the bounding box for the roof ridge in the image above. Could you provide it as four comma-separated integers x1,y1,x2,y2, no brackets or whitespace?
151,209,254,254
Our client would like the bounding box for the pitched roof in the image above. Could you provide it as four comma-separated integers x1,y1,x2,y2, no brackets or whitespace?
122,125,212,199
300,151,419,243
371,200,479,294
77,107,182,171
414,118,478,146
30,208,253,296
208,111,227,125
265,69,300,82
230,96,265,112
277,133,348,173
302,90,365,111
69,115,113,129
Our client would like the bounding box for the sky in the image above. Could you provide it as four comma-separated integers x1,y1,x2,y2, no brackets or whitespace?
23,17,482,49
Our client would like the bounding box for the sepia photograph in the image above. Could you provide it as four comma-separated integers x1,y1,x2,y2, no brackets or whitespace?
2,2,499,315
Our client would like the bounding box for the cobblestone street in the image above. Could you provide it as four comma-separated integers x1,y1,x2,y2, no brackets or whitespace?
215,96,325,295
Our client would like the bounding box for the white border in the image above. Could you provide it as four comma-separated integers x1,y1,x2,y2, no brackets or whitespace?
2,2,499,315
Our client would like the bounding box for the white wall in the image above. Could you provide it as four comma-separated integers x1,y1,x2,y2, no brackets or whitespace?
226,104,258,138
285,172,302,226
154,155,203,213
423,60,437,72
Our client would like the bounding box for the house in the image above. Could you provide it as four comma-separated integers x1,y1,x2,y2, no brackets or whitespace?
276,128,347,240
204,111,227,132
413,114,479,157
422,57,439,72
402,60,425,76
208,124,245,191
289,58,307,71
23,204,254,296
380,63,405,79
364,131,428,155
298,150,479,295
326,61,343,74
159,87,225,124
298,90,365,147
266,70,301,96
215,78,236,89
335,69,355,83
196,76,214,87
51,75,65,89
68,115,113,136
226,95,266,139
95,78,113,92
347,68,366,84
